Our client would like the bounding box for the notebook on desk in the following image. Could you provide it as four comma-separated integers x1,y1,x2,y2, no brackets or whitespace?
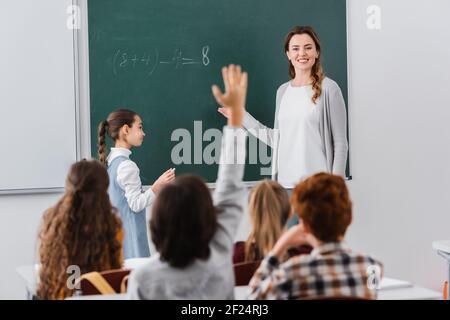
432,240,450,254
379,277,413,290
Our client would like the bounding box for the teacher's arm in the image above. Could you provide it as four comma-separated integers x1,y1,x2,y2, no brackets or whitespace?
329,84,349,176
217,85,284,148
218,108,276,147
242,112,277,147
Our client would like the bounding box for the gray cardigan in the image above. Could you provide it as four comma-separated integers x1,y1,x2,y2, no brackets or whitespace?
243,77,348,178
127,126,246,300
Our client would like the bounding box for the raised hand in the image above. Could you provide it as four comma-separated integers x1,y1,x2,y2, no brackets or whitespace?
212,64,248,127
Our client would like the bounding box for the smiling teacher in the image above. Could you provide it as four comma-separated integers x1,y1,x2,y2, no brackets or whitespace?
218,26,348,188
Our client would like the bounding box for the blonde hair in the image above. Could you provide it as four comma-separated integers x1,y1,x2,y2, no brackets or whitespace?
245,180,291,262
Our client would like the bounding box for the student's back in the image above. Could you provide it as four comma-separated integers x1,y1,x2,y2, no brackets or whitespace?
128,172,245,299
127,64,248,300
37,160,123,300
250,242,381,299
248,173,383,300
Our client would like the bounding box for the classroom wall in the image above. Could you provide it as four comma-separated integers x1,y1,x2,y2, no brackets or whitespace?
1,0,450,299
0,194,60,298
343,0,450,290
0,0,75,299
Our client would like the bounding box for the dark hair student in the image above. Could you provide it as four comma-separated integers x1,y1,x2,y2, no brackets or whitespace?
151,175,218,268
127,64,249,300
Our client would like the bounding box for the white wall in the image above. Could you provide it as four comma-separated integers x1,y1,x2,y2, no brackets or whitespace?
1,0,450,299
345,0,450,290
0,193,61,298
0,0,76,299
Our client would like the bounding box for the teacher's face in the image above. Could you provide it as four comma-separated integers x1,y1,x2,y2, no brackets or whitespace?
286,34,319,74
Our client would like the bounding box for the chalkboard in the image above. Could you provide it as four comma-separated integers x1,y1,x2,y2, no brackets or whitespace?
88,0,348,184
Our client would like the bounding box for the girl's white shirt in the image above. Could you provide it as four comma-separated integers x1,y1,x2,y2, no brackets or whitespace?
107,147,155,212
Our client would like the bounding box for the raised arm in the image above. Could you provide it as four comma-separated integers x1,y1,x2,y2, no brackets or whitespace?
216,82,284,148
211,65,248,252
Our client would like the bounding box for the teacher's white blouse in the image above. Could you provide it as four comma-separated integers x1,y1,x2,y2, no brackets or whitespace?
276,83,327,188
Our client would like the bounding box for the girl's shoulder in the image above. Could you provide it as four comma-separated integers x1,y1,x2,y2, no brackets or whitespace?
113,158,139,176
112,156,136,167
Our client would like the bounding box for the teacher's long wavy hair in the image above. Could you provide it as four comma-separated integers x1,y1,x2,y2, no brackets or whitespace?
284,26,325,104
37,160,123,300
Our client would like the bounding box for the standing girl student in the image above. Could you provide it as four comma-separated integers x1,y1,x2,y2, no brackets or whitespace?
98,109,175,259
37,160,123,300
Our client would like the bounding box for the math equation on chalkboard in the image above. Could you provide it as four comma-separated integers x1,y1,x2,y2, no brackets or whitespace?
112,45,210,76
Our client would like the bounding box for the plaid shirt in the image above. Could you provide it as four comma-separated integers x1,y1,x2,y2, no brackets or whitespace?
248,242,383,300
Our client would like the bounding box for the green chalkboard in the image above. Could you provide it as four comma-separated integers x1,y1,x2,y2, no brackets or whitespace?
88,0,348,184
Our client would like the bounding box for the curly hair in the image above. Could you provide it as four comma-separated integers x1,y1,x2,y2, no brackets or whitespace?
37,160,123,299
284,26,325,104
291,173,352,242
245,180,291,262
97,109,137,166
